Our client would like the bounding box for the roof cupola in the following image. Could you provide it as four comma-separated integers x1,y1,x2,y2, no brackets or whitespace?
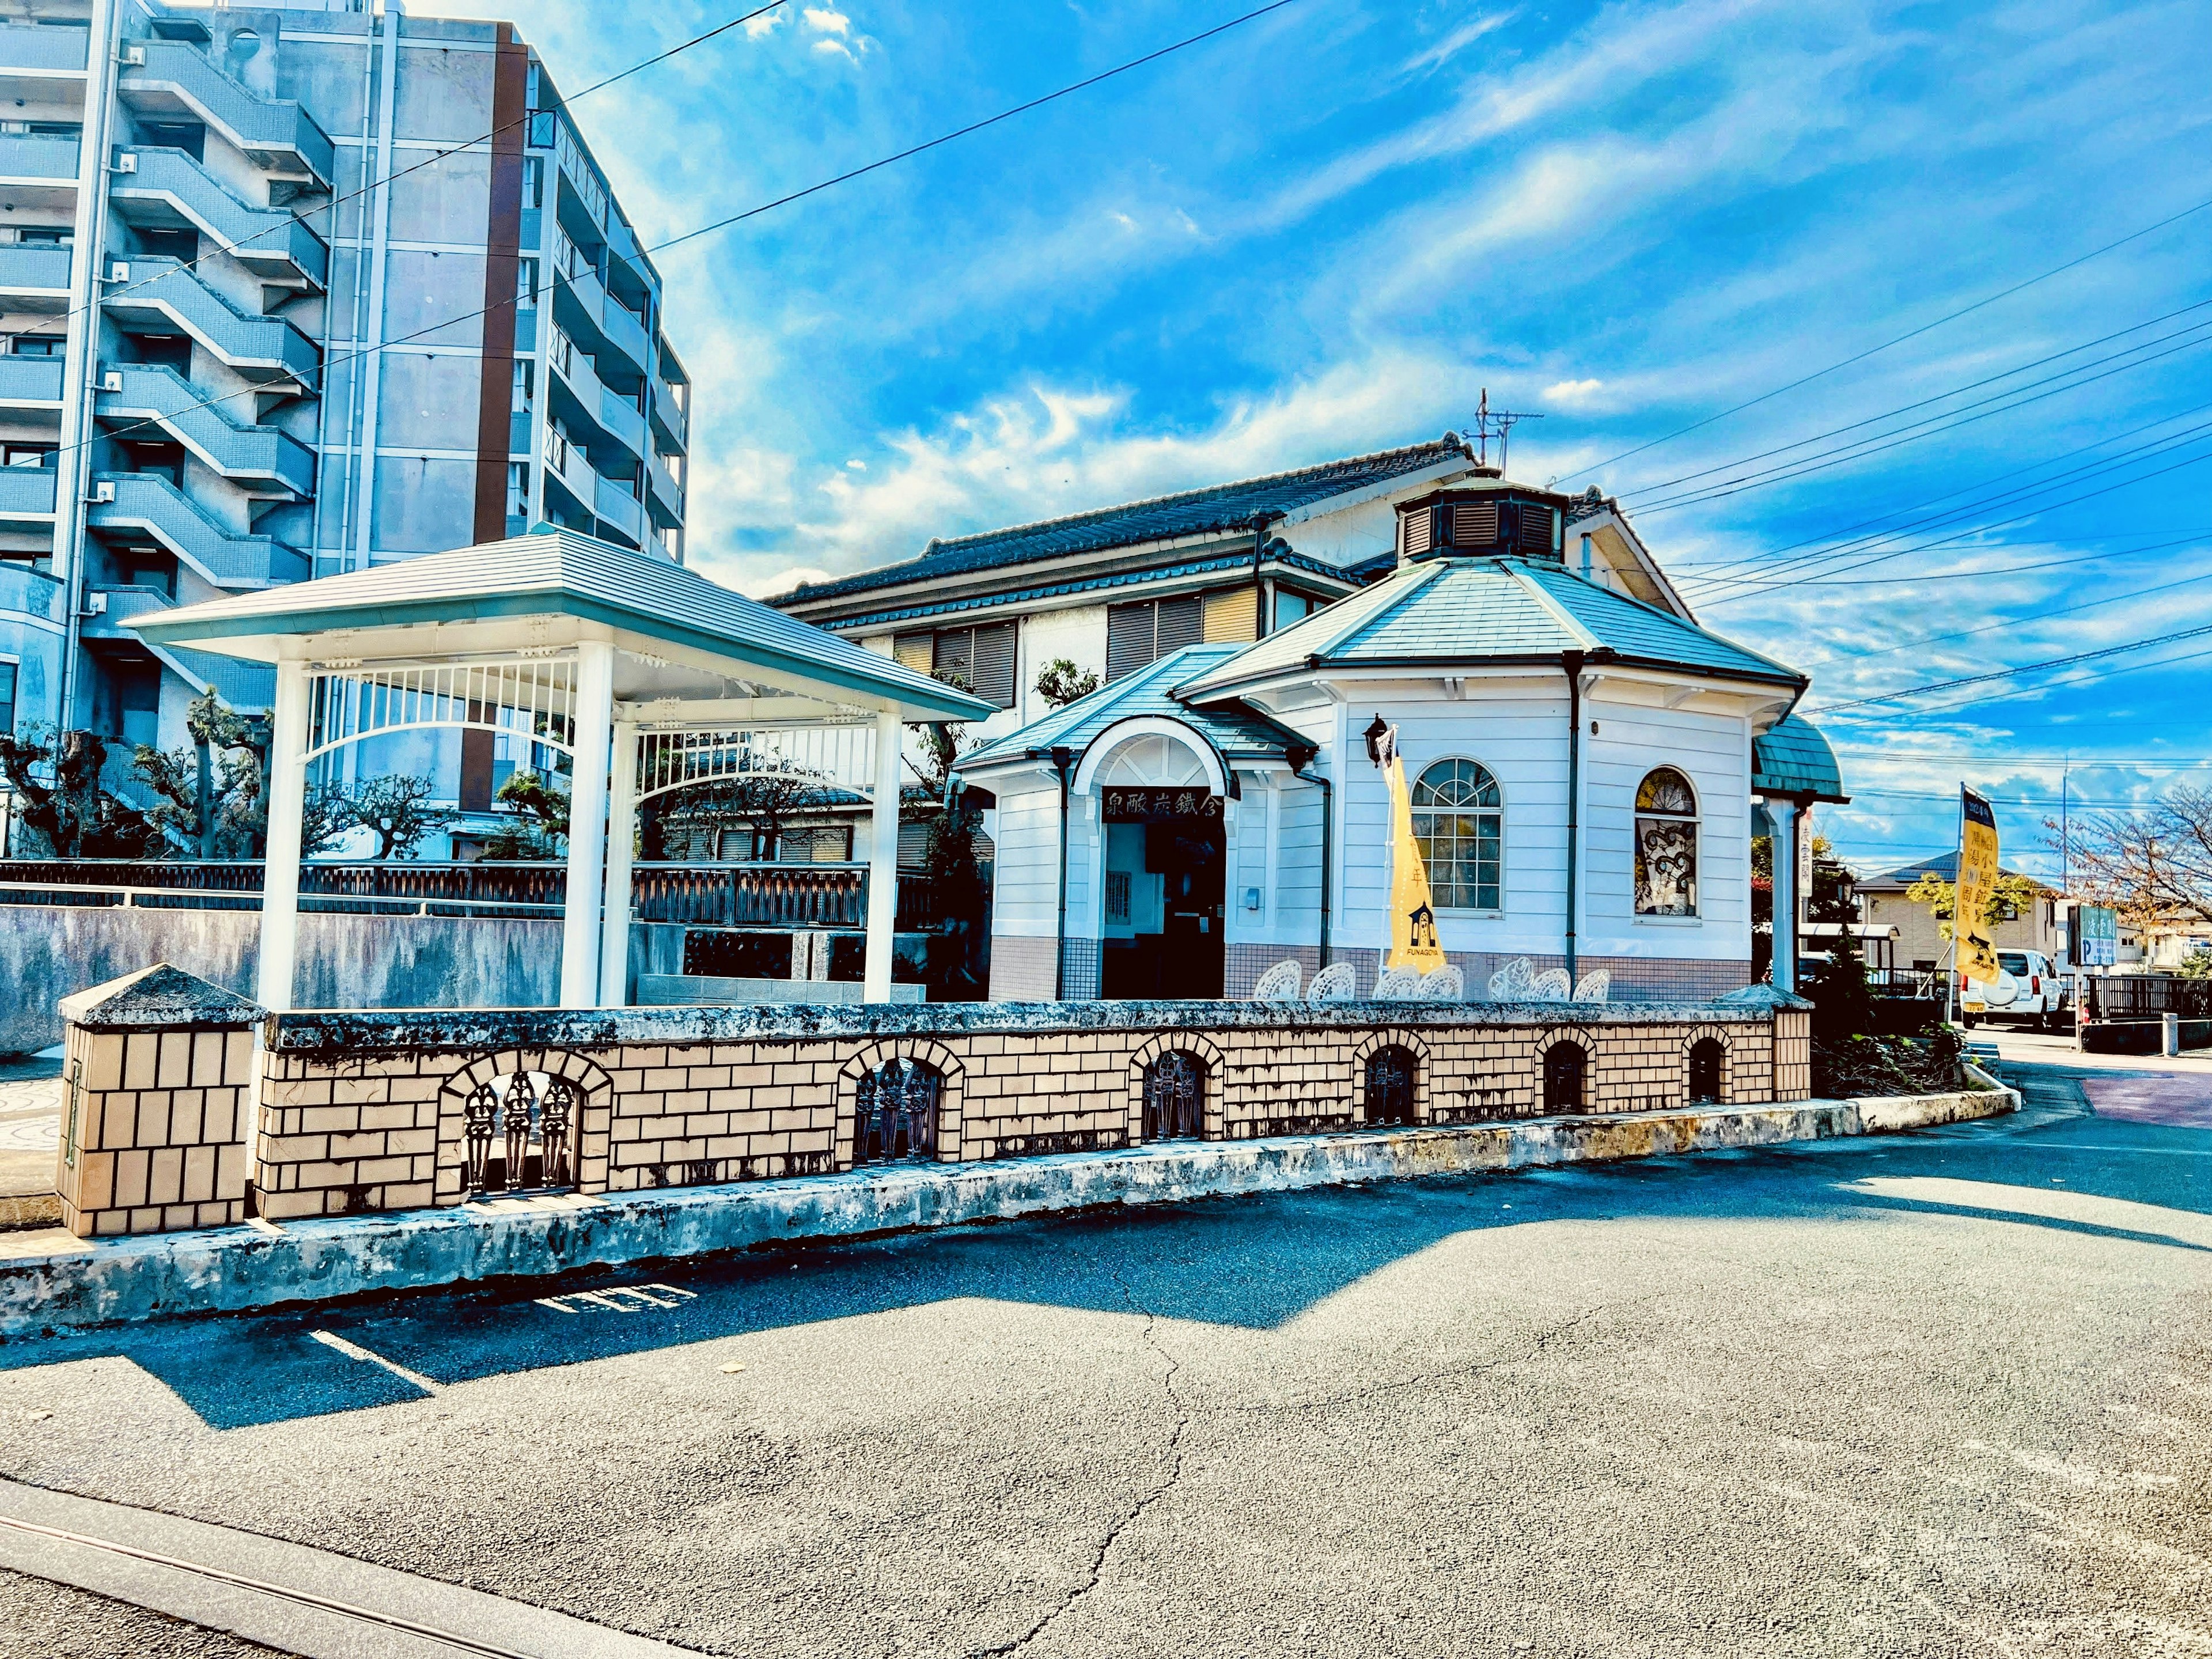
1394,486,1572,566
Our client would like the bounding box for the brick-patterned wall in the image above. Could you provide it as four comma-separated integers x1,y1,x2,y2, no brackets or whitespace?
1772,1009,1811,1101
56,1023,253,1237
255,999,1801,1217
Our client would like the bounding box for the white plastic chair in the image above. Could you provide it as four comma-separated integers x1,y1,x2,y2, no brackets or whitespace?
1571,969,1612,1004
1250,960,1304,1002
1373,967,1423,999
1307,963,1359,1003
1487,957,1536,1001
1531,968,1573,1002
1416,964,1464,1001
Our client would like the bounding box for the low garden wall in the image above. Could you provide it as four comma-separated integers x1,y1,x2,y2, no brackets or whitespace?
248,995,1810,1222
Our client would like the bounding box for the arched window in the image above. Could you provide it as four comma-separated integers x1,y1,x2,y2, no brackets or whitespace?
1142,1051,1206,1141
855,1058,941,1162
1541,1040,1586,1114
1634,767,1699,916
1687,1037,1725,1103
1365,1046,1418,1127
1411,759,1503,911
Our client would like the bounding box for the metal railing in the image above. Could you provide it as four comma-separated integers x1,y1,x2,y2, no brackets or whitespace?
0,859,940,929
2083,974,2212,1021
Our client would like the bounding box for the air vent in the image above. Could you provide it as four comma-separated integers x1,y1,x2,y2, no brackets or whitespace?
107,261,130,283
1450,502,1499,546
113,152,136,174
1399,507,1433,558
1517,504,1555,551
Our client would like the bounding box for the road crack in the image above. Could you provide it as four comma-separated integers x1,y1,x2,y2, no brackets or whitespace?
969,1275,1191,1658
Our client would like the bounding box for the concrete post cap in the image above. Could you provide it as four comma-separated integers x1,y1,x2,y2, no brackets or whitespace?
58,963,266,1032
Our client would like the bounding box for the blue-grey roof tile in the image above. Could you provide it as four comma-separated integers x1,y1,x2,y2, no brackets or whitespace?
777,435,1476,605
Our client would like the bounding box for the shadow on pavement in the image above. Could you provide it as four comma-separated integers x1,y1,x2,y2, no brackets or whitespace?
2,1078,2204,1431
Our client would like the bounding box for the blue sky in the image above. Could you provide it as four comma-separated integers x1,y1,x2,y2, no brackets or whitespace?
454,0,2209,879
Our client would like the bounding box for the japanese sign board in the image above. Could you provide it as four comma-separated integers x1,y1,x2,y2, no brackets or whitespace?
2078,904,2118,968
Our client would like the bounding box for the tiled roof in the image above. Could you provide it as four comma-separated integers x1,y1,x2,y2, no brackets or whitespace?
126,530,993,722
961,645,1305,772
1856,849,2050,892
777,435,1477,605
1175,554,1805,699
823,543,1357,633
1751,714,1848,802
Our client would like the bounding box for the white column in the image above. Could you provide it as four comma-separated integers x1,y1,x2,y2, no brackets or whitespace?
257,658,312,1012
559,640,615,1009
863,706,903,1003
1768,797,1800,993
598,720,638,1007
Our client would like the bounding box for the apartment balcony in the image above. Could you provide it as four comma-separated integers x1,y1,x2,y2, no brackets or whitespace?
89,470,308,587
118,38,333,189
0,21,92,74
82,582,275,709
0,131,79,214
0,462,56,529
546,330,645,469
0,352,63,412
103,255,319,395
646,450,684,528
649,372,688,456
0,241,70,311
96,364,315,499
110,147,327,290
594,474,642,544
0,556,62,625
550,257,647,377
541,429,599,523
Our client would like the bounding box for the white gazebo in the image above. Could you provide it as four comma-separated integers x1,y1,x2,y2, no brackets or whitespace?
131,532,991,1011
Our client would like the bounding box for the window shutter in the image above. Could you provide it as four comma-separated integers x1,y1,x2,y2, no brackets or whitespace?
893,633,932,673
931,628,975,691
1106,602,1155,681
971,621,1017,707
1517,503,1555,551
1399,507,1431,558
1156,594,1202,656
1202,588,1257,643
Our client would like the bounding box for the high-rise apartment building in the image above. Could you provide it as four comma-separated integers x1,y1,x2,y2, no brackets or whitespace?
0,0,690,755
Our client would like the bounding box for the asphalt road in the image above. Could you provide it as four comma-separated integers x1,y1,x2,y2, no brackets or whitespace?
1,1054,2207,1658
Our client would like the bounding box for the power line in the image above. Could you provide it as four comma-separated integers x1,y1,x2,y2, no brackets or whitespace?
1867,641,2212,722
1732,534,2211,591
652,0,1308,254
1680,410,2212,594
79,2,791,331
1793,567,2212,669
56,0,1313,475
1623,308,2212,516
1551,194,2212,484
1699,441,2212,604
1808,621,2212,715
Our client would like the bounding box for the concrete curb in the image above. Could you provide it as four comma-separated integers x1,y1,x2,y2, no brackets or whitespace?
0,1083,2017,1336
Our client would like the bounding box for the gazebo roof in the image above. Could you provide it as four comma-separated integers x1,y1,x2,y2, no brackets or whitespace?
127,531,993,724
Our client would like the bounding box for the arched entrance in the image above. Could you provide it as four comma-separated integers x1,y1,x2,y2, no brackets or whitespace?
1086,727,1228,999
1688,1037,1725,1103
1541,1040,1586,1114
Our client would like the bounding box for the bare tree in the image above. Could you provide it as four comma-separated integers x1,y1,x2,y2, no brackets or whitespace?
2054,785,2212,931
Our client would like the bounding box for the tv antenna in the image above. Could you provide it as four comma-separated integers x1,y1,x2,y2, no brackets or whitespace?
1469,387,1542,476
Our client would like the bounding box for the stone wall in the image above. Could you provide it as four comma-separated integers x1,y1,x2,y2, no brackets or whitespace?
251,997,1804,1219
0,904,563,1053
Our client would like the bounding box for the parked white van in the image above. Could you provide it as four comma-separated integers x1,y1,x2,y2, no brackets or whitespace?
1961,950,2071,1028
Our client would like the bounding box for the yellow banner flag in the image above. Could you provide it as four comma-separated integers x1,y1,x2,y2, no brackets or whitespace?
1955,786,2002,986
1378,725,1446,975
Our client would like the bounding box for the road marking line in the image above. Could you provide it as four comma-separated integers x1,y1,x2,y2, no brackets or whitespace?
310,1330,441,1393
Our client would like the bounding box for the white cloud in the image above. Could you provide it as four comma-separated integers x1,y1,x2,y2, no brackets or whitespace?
1402,10,1517,75
743,9,785,39
801,6,850,35
845,458,867,470
812,37,855,59
1543,378,1605,406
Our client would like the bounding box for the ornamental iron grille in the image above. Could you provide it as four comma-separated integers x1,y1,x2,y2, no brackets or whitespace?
1143,1051,1206,1141
1633,767,1699,916
1410,759,1503,910
1688,1037,1725,1103
634,724,877,806
464,1071,579,1196
1541,1041,1587,1114
854,1058,940,1162
1365,1046,1419,1126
